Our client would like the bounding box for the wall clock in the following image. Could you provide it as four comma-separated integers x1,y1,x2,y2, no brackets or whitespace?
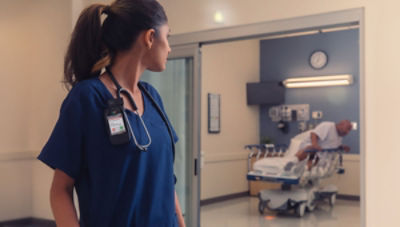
309,50,328,69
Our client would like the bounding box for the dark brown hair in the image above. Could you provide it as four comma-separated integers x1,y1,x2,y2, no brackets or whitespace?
63,0,168,89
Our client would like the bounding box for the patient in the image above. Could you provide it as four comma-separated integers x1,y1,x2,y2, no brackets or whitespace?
293,120,352,170
252,120,352,177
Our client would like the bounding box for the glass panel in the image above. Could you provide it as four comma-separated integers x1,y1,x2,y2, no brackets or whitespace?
141,58,194,225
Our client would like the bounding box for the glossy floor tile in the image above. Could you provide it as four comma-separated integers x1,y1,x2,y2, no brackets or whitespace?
201,196,360,227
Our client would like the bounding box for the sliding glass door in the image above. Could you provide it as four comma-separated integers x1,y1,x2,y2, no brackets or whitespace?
141,44,201,227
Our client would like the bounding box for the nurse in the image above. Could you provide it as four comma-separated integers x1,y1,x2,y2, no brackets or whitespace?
38,0,185,226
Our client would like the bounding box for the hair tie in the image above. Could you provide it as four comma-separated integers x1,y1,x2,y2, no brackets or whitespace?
102,6,111,15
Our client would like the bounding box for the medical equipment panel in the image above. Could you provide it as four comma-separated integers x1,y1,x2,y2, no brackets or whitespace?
269,104,310,122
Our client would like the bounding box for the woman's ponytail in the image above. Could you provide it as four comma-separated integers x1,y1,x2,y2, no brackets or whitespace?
63,4,107,89
63,0,168,89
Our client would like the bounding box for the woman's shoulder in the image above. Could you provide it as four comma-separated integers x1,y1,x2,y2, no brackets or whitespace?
63,78,107,108
139,81,162,101
139,80,156,92
69,78,101,95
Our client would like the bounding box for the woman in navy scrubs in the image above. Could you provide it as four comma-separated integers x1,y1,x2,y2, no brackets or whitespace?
37,0,185,226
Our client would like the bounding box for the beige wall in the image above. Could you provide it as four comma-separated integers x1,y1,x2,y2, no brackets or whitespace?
0,158,32,220
201,40,260,199
162,0,400,226
0,0,71,155
320,154,360,196
2,0,400,226
0,0,71,221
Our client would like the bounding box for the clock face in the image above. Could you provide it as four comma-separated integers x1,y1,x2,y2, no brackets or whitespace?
310,50,328,69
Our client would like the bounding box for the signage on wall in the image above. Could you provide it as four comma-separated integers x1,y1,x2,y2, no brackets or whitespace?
208,93,220,133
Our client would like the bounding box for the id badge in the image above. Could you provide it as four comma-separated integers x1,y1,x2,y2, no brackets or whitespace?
104,98,131,145
107,113,126,135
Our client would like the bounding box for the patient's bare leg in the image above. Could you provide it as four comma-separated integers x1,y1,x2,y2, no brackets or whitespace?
296,146,319,170
295,147,308,161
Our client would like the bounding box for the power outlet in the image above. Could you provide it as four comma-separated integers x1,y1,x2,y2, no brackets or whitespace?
312,111,323,119
351,122,358,130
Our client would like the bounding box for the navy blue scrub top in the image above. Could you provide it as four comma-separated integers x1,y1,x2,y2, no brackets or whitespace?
38,78,179,227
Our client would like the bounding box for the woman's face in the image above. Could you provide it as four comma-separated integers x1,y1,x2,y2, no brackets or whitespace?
145,24,171,72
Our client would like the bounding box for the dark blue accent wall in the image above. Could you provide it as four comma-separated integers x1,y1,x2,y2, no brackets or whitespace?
260,29,360,154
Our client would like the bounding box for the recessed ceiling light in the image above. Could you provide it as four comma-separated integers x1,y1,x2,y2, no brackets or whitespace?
214,11,224,24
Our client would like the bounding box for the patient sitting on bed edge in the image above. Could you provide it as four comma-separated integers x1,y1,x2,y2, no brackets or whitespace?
290,120,352,170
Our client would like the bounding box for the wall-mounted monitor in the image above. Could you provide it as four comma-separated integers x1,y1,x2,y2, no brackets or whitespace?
246,82,284,105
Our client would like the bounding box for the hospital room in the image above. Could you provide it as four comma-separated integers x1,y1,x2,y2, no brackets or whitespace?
1,0,400,227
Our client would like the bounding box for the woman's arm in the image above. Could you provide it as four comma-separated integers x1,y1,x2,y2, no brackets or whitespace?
175,191,186,227
50,169,80,227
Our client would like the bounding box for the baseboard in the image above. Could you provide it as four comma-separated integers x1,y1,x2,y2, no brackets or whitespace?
337,194,360,201
0,217,55,227
200,191,249,206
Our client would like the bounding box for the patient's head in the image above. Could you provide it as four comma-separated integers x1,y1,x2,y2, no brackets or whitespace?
336,120,352,136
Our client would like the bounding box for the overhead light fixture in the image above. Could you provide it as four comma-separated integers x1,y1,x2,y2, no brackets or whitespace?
282,74,353,88
214,11,224,24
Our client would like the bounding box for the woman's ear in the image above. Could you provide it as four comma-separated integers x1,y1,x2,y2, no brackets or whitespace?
144,28,156,49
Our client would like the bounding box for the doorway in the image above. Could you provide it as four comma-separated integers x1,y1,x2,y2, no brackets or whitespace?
166,8,364,227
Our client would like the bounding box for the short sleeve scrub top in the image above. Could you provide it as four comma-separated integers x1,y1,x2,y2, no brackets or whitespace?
38,78,179,227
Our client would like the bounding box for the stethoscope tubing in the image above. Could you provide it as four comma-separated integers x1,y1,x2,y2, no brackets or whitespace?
118,88,152,151
105,67,175,156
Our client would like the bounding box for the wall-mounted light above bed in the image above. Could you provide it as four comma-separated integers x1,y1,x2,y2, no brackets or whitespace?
282,74,353,88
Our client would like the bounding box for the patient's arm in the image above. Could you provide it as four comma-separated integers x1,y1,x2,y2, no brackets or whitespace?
340,145,351,152
295,133,321,162
310,133,322,151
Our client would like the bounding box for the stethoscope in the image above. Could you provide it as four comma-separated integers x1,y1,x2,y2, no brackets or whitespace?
105,67,175,157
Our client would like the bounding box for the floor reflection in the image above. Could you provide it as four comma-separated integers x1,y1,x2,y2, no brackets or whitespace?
201,196,360,227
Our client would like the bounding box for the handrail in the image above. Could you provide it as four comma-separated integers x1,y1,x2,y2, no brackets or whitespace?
304,148,343,153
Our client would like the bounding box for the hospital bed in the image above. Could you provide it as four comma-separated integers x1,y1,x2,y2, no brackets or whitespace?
245,139,345,217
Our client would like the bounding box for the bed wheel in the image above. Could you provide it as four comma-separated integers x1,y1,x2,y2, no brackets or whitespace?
296,202,306,217
307,200,316,212
329,194,336,207
258,200,269,215
258,200,265,214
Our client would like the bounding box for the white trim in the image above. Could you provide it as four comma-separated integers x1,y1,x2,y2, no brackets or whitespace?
358,8,366,227
204,152,247,163
343,154,361,162
0,152,35,162
169,8,362,46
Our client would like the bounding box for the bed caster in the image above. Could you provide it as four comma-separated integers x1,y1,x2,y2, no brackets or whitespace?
337,168,345,174
258,200,265,214
306,200,316,212
296,202,306,217
329,193,336,207
258,200,269,214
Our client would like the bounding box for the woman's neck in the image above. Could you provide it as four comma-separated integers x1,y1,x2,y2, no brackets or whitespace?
109,50,146,94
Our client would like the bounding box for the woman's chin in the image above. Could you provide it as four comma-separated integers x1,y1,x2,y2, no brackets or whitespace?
147,65,165,72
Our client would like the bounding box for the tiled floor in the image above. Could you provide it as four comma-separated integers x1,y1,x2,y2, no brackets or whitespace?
201,196,360,227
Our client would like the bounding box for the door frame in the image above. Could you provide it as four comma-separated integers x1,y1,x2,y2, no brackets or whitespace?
168,44,201,227
169,8,365,227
